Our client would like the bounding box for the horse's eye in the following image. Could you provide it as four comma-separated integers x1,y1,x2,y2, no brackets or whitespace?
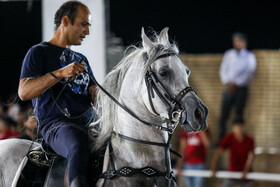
159,71,167,77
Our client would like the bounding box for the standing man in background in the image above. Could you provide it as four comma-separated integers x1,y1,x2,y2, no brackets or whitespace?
218,32,256,142
18,1,97,186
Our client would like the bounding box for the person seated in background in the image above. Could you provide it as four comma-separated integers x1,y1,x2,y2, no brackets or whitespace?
211,118,254,187
20,115,37,140
175,128,210,187
0,115,20,140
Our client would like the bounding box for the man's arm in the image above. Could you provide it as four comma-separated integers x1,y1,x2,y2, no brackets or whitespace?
219,51,230,84
242,151,254,179
88,85,98,103
234,54,257,86
18,62,86,101
200,131,210,148
175,137,187,177
211,147,223,177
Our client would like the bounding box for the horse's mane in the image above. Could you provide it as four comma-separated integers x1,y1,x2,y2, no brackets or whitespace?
90,31,179,150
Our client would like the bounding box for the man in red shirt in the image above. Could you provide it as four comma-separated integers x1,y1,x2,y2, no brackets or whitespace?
176,128,210,187
211,118,254,187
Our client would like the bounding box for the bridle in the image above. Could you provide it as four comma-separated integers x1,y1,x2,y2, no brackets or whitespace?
94,45,196,185
143,45,195,133
145,63,194,134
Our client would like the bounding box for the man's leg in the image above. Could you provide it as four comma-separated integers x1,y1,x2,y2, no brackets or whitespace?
182,164,192,187
241,180,254,187
235,87,248,120
218,89,234,141
222,179,237,187
191,163,205,187
44,121,90,185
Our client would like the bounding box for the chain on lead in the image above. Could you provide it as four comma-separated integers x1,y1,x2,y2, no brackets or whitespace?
169,108,184,134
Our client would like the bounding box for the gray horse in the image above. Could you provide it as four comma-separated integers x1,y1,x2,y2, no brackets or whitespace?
91,27,208,187
0,28,208,187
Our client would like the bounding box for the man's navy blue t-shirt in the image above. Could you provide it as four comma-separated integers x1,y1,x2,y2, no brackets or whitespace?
20,42,96,128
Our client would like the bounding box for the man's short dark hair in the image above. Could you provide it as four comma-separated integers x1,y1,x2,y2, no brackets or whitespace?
232,32,248,43
54,1,88,31
232,118,245,125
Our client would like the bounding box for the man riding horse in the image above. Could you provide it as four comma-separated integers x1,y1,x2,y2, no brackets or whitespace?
18,1,97,186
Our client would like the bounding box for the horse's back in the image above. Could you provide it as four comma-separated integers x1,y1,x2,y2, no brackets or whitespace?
0,138,39,187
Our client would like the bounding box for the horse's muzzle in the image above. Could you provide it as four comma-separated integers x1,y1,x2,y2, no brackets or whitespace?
180,94,208,132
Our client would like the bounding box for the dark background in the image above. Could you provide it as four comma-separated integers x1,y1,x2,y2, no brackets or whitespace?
1,0,280,101
0,1,41,104
110,0,280,52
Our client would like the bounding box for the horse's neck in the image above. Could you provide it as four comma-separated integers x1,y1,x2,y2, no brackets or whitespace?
112,102,166,170
110,64,168,170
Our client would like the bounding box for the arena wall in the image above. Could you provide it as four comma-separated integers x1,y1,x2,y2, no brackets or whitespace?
181,50,280,148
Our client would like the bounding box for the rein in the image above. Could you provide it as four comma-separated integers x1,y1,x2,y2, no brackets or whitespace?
87,68,176,133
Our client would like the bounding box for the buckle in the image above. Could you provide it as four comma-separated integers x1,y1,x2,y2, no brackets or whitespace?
28,150,52,167
103,170,116,179
171,108,184,123
169,109,184,134
165,173,173,181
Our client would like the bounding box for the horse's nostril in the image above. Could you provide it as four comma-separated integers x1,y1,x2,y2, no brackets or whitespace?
195,109,202,119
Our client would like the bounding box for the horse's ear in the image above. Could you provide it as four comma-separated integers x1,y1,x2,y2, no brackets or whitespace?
159,27,171,47
141,27,153,51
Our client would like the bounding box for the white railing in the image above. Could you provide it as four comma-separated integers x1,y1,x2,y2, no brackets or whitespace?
254,147,280,155
174,170,280,182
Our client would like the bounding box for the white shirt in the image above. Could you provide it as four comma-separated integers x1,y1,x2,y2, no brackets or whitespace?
219,49,257,86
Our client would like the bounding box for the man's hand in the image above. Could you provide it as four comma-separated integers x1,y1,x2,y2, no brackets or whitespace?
226,82,237,94
211,169,217,178
58,62,87,78
242,170,248,180
175,167,182,178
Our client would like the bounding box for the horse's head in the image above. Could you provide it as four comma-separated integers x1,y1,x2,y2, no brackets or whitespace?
141,27,208,133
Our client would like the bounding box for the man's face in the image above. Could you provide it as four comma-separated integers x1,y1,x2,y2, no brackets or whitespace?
232,124,244,136
67,6,91,45
233,38,247,51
